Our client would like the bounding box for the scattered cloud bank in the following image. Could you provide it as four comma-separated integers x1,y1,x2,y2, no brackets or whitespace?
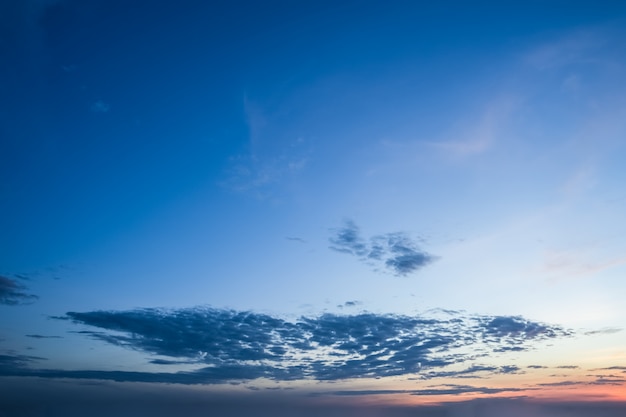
0,275,38,305
0,307,573,384
329,220,436,275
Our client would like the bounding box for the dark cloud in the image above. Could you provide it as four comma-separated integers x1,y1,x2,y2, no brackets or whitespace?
0,353,46,374
12,306,571,384
286,236,306,243
337,300,362,309
25,334,63,339
329,221,436,275
0,275,38,305
591,366,626,371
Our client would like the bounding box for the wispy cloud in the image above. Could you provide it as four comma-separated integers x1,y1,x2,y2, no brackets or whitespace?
329,220,436,276
0,275,38,305
428,96,518,158
220,96,310,198
90,100,110,113
523,29,607,70
543,250,626,280
286,236,306,243
16,306,573,384
220,141,309,198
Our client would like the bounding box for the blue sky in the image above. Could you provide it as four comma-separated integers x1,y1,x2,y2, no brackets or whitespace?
2,0,626,415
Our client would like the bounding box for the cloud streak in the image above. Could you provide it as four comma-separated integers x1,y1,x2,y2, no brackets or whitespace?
0,275,38,305
329,221,436,275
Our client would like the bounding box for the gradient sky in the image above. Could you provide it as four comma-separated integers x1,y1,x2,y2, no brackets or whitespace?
2,0,626,415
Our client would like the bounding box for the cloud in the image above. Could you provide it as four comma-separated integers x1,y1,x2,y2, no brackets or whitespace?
0,275,38,305
411,384,527,396
591,366,626,372
324,384,526,397
0,353,45,371
329,221,436,275
543,250,626,280
523,29,606,70
329,220,368,257
220,130,310,199
337,300,362,309
427,96,517,158
584,328,622,336
25,334,63,339
14,306,571,384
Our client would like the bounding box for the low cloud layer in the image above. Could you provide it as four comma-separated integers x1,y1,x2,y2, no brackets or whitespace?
0,275,38,305
0,307,571,384
329,221,436,275
2,377,625,417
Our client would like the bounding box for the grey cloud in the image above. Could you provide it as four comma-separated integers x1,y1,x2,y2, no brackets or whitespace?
0,275,38,305
31,306,573,384
329,221,436,276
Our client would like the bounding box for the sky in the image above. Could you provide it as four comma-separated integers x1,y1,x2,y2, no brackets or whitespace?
2,0,626,415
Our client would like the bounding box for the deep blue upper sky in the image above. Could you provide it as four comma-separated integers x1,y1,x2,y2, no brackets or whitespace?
3,0,625,267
